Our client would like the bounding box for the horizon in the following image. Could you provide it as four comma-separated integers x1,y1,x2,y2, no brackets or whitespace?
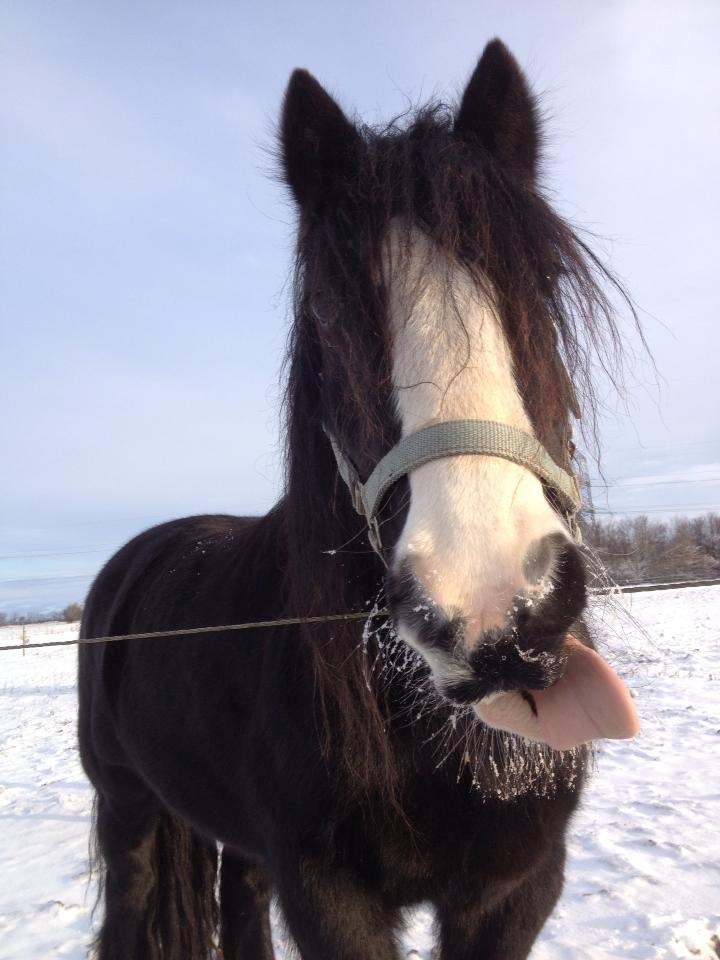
2,1,719,613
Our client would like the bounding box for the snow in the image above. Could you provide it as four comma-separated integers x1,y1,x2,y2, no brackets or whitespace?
1,587,719,959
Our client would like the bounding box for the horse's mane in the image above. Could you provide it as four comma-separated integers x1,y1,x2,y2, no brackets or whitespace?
280,101,636,801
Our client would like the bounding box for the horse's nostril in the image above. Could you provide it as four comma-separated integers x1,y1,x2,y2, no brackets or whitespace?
522,532,567,586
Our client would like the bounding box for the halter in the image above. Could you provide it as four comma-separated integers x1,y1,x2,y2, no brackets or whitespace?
325,419,582,560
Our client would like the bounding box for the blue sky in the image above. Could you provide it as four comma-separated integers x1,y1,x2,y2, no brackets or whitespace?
2,0,719,612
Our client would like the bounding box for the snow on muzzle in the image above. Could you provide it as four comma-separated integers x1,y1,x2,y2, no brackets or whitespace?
387,541,640,752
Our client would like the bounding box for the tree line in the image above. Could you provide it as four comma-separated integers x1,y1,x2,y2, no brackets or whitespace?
0,602,83,628
581,512,720,585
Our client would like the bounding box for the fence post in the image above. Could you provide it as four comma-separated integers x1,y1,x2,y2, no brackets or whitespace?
22,623,27,656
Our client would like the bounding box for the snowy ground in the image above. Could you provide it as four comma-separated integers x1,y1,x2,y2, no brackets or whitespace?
1,587,718,959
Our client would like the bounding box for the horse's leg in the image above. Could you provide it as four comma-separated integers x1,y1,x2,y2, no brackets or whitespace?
272,856,401,960
435,852,565,960
219,850,274,959
94,788,161,960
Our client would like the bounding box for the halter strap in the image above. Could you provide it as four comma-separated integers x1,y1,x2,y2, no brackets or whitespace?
325,419,582,557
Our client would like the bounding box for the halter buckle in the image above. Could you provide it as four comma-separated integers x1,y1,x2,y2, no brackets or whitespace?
367,515,385,563
347,472,367,517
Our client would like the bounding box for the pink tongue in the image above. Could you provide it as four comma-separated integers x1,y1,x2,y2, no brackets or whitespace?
473,637,640,751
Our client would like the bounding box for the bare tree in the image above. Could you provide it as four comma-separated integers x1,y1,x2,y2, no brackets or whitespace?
62,602,84,623
583,512,720,584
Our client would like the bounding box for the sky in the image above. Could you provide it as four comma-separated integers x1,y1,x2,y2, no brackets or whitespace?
1,0,719,613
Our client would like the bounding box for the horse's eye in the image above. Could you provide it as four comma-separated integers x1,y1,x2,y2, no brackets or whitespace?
308,289,335,327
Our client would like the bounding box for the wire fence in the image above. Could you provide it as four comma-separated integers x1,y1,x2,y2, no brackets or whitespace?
2,577,719,654
0,611,378,653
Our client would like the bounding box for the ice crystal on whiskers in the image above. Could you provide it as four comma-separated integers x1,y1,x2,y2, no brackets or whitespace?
360,592,587,801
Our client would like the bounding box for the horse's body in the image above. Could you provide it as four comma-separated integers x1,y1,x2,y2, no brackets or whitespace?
80,510,577,960
79,40,632,959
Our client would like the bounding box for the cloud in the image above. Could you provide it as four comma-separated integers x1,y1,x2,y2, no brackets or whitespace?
616,462,720,488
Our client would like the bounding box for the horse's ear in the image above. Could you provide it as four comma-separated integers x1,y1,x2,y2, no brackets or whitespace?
281,69,359,208
455,39,540,182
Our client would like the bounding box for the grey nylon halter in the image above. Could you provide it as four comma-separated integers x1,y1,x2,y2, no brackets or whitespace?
325,419,582,560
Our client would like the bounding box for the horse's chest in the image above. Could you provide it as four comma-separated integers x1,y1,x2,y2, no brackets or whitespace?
353,782,547,904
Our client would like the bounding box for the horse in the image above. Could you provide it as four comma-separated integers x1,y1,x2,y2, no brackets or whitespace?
78,38,638,960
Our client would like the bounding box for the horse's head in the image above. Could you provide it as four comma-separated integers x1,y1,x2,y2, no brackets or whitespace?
281,40,638,753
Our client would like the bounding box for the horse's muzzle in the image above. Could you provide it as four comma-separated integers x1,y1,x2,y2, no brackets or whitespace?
386,537,588,705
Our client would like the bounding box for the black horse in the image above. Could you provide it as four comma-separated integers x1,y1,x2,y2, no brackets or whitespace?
79,40,634,959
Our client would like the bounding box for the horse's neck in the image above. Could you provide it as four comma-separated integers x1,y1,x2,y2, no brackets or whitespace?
283,457,383,614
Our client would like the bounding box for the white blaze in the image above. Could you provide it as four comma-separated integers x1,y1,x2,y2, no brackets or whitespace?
387,226,567,640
